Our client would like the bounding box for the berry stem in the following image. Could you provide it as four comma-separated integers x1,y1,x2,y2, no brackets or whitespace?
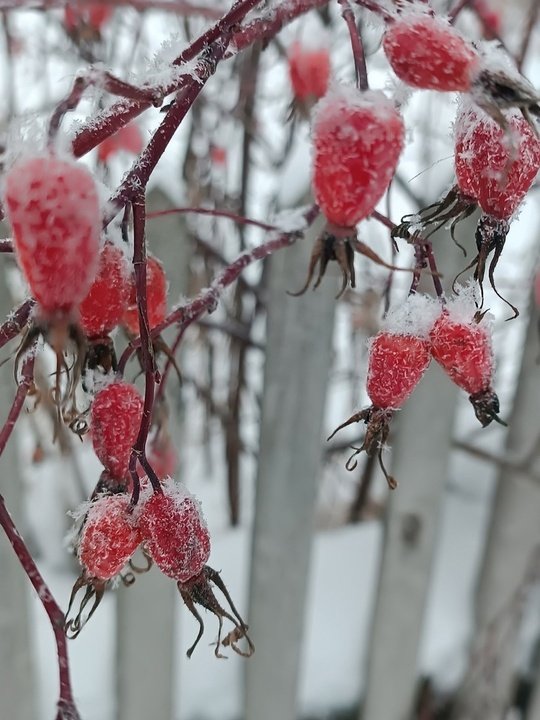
104,32,231,223
338,0,369,91
128,196,161,502
0,298,35,351
71,0,262,159
146,206,277,232
116,205,319,373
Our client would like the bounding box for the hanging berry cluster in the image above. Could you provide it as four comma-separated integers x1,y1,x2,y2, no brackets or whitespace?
329,292,504,486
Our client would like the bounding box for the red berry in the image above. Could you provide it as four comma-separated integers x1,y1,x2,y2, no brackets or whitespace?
123,255,168,335
429,310,493,396
64,4,113,31
78,494,142,580
367,333,431,409
472,0,502,39
210,146,227,166
139,481,210,583
97,123,143,163
383,12,480,92
288,41,330,101
4,155,101,317
455,105,540,220
80,243,131,339
91,381,144,481
312,86,404,228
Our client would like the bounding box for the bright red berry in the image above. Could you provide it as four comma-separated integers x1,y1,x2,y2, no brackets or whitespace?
80,243,131,339
91,381,144,481
429,298,503,426
383,12,480,92
312,87,404,229
4,155,101,318
122,255,168,335
455,105,540,220
288,41,330,101
367,333,431,409
472,0,502,39
139,480,210,583
430,310,493,396
64,4,113,31
97,123,143,163
78,493,142,580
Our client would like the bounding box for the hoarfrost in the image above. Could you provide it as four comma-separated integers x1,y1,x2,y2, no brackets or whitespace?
383,292,440,338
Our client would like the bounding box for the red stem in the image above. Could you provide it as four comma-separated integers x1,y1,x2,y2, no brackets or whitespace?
147,206,277,232
0,348,79,718
338,0,369,91
71,0,262,159
0,298,35,350
117,205,319,372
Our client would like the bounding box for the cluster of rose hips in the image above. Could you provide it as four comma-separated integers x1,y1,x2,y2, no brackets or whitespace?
329,292,503,487
3,150,252,657
290,5,540,310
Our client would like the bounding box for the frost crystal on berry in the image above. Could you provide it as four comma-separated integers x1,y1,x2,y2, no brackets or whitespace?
91,381,144,480
5,154,101,317
312,85,404,229
78,493,142,580
383,11,480,92
139,479,210,584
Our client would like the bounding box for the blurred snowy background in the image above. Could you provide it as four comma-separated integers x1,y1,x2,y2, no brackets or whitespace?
0,1,540,719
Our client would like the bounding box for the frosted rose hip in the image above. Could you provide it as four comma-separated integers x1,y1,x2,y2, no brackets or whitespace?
312,87,404,228
383,13,480,92
140,481,210,583
4,155,101,316
455,106,540,219
80,243,131,338
91,381,144,480
430,312,493,395
78,494,142,580
367,333,431,409
288,41,330,101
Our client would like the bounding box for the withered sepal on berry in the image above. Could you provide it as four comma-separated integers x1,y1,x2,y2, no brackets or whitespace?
328,406,396,489
288,230,356,299
178,565,254,659
469,388,507,428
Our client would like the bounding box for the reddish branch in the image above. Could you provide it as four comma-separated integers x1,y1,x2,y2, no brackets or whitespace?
0,0,224,17
118,205,319,372
0,298,34,350
71,0,262,159
147,206,277,232
0,347,79,719
338,0,369,91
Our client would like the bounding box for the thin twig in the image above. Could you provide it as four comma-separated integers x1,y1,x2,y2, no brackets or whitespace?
338,0,369,91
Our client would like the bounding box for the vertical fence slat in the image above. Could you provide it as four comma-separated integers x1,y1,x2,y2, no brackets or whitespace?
243,215,336,720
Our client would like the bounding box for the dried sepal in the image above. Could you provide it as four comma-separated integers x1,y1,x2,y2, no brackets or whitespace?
328,407,396,489
178,565,254,659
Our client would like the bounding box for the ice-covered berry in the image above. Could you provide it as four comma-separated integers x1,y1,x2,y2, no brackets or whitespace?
97,123,143,163
78,493,142,580
4,154,101,318
91,381,144,480
455,105,540,220
139,480,210,583
312,86,404,229
80,243,131,339
429,295,503,426
383,11,480,92
288,41,330,101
